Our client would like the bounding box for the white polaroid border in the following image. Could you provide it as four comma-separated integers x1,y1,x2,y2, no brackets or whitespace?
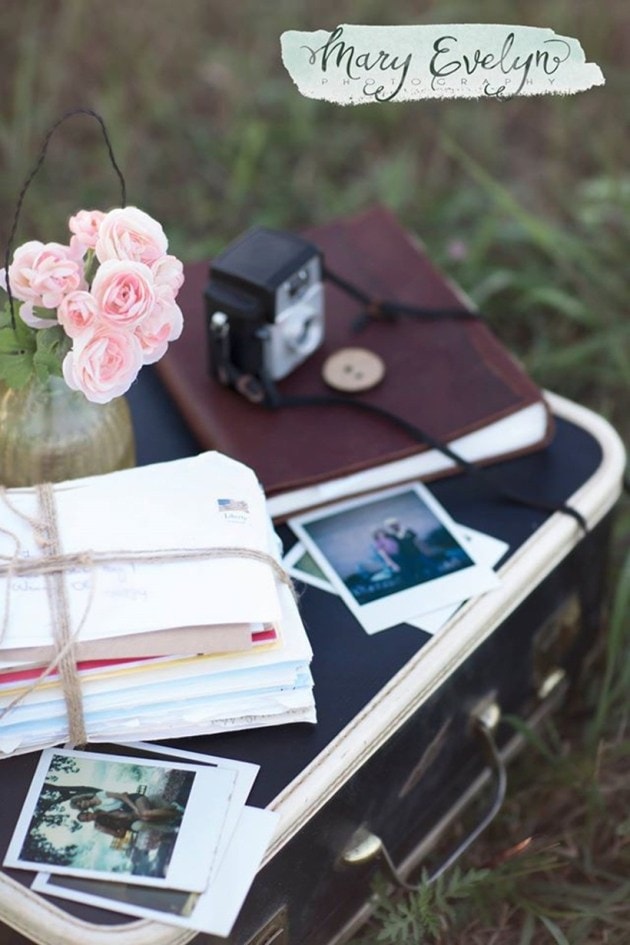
283,542,335,594
406,526,509,634
32,805,278,938
116,741,259,884
289,483,500,635
4,748,235,892
32,742,271,937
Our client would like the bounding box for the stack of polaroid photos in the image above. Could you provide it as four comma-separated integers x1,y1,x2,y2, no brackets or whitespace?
285,482,510,637
0,453,315,757
5,743,278,937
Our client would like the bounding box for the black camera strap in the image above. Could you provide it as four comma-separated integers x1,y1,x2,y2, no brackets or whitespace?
215,263,587,532
323,265,482,330
262,384,587,533
281,267,587,531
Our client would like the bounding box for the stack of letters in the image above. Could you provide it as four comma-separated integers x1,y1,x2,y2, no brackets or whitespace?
0,452,315,757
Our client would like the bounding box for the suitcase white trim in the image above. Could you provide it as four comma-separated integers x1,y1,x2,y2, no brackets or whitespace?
269,393,625,849
0,392,625,945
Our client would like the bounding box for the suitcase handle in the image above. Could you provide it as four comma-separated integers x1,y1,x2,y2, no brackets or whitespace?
340,701,506,888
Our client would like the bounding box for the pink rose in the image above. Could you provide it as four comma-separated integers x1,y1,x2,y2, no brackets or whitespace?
135,290,183,364
0,241,43,303
91,259,155,328
68,209,106,250
1,241,85,309
95,207,168,266
58,291,99,338
62,326,143,403
151,254,184,297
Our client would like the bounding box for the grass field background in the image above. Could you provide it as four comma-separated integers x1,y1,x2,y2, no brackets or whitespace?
0,2,628,942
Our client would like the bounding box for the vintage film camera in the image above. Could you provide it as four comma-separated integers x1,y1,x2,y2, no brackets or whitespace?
206,227,324,401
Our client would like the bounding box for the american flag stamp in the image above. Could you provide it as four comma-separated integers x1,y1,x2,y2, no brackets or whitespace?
218,499,249,513
217,499,250,522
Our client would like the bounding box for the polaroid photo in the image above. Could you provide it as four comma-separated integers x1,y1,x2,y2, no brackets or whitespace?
406,527,509,634
113,741,259,885
289,484,501,635
283,542,335,594
33,805,278,938
5,748,237,892
32,742,272,936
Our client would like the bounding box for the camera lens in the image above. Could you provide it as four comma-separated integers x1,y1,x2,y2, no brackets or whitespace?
284,315,316,353
294,317,313,349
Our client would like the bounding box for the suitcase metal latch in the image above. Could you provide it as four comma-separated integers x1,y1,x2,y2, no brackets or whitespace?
339,701,506,887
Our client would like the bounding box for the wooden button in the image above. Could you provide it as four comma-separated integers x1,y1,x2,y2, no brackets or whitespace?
322,347,385,393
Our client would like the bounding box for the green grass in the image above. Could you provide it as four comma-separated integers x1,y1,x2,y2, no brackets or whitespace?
0,1,627,435
0,2,628,940
352,552,630,944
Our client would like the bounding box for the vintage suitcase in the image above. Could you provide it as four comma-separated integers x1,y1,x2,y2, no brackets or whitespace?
0,365,624,945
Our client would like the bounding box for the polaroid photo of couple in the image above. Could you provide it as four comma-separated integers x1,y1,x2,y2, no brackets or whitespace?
284,523,509,635
30,743,277,938
5,747,237,892
289,483,502,635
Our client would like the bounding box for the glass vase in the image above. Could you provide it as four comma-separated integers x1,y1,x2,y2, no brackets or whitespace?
0,375,136,487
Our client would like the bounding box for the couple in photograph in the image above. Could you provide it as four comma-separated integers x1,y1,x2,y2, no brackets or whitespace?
70,790,182,840
372,517,433,584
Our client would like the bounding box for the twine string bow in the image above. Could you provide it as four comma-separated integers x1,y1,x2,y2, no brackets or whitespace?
0,484,294,749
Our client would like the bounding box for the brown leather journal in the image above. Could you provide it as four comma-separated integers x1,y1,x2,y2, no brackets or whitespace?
157,207,552,511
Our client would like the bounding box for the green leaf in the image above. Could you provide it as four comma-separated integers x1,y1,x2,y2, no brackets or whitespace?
470,269,518,307
588,546,630,744
35,324,67,354
0,350,34,388
0,302,12,330
0,310,40,387
32,348,61,382
13,309,38,348
518,913,536,945
538,914,571,944
33,326,70,382
502,714,559,764
0,328,21,355
0,323,35,356
518,286,598,329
